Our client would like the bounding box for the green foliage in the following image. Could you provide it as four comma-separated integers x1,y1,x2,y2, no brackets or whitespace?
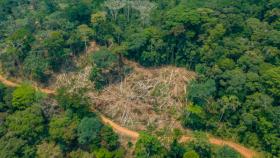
65,0,93,23
217,58,235,71
12,84,38,110
36,141,63,158
93,148,113,158
0,136,35,158
89,67,108,90
237,52,264,72
164,5,202,28
0,28,33,76
92,147,124,158
182,103,206,130
56,89,90,117
100,126,120,151
68,149,92,158
92,49,118,69
23,53,49,83
49,114,78,145
263,67,280,103
77,117,103,146
186,133,212,158
112,148,126,158
42,30,70,71
187,79,216,105
183,150,200,158
0,83,6,103
77,24,94,42
5,105,45,142
167,139,185,158
218,68,247,99
90,49,120,90
0,84,13,112
77,24,95,51
135,132,166,158
140,51,162,67
217,95,241,121
0,0,97,81
215,146,241,158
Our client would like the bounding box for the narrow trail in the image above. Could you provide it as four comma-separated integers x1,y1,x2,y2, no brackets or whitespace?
0,75,19,87
100,115,139,141
0,75,55,94
208,138,257,158
0,75,258,158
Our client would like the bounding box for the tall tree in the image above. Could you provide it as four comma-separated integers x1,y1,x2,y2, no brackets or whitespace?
0,136,34,158
135,132,166,158
131,0,156,26
36,141,63,158
104,0,126,21
5,105,45,142
77,24,94,52
262,67,280,103
77,117,103,146
49,114,78,146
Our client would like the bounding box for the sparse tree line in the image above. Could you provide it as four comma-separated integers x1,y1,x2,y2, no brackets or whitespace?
0,0,279,157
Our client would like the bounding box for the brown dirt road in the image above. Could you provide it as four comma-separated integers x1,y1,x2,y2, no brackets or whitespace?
0,75,19,87
100,115,139,141
0,75,258,158
0,75,55,94
209,137,257,158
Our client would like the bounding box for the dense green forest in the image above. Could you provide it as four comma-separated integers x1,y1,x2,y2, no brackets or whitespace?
0,0,279,157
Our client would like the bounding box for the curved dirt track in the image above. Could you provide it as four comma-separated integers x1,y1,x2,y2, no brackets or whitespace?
209,138,257,158
100,115,139,140
0,75,258,158
0,75,19,87
0,75,55,94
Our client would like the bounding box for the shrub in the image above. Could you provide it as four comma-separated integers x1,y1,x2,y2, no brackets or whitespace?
12,84,38,110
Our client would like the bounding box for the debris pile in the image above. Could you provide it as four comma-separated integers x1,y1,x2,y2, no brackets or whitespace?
54,66,93,93
89,60,196,131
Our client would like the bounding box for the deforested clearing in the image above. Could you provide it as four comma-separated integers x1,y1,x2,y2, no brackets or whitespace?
89,60,196,132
